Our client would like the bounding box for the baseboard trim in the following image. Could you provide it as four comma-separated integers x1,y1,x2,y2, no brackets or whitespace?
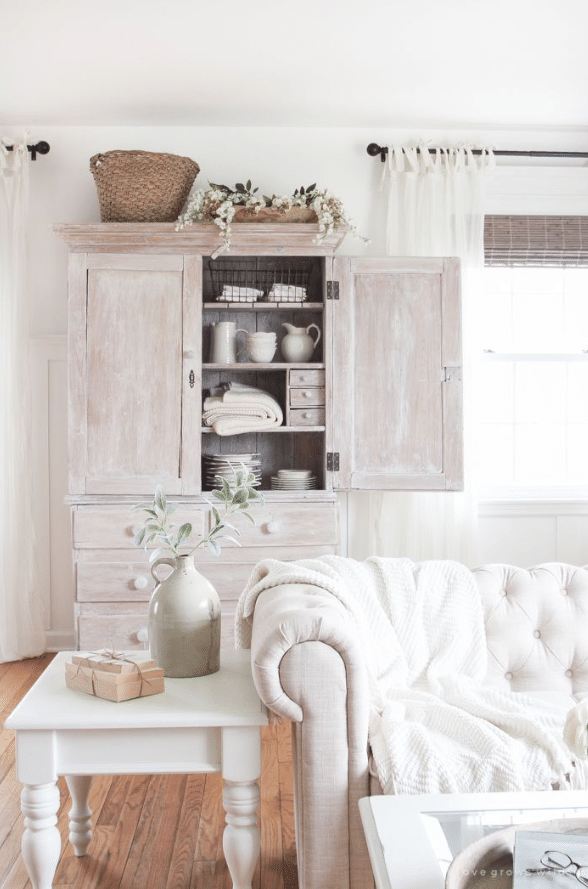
45,629,76,651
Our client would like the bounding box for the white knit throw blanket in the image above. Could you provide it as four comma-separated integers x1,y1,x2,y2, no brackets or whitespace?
236,555,581,795
202,384,283,436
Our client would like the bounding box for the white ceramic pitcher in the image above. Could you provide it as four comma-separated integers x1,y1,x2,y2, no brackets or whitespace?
281,323,321,362
210,321,237,364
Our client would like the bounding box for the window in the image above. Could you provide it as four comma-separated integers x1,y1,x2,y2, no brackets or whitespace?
477,217,588,500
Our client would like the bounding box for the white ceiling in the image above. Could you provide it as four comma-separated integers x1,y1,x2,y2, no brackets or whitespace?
3,0,588,131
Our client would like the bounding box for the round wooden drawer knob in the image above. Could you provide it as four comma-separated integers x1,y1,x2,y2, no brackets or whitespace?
265,521,280,534
129,524,142,537
303,411,312,419
136,627,148,644
133,575,149,590
303,390,312,398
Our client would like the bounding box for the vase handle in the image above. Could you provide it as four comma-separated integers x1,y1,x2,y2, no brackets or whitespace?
151,558,176,584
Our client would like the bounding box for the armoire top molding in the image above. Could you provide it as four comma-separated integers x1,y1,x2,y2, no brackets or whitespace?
54,223,348,255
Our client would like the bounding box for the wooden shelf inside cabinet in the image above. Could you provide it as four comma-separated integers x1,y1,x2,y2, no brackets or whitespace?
203,302,324,311
202,426,326,433
203,362,324,371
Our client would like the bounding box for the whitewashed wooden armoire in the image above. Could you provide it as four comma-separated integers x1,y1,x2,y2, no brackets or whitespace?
55,223,462,648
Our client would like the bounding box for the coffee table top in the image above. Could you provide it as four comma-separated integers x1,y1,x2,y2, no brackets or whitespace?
359,792,588,889
5,649,268,731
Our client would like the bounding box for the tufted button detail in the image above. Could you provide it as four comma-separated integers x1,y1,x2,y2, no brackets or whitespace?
561,588,569,595
566,669,573,678
533,630,541,639
501,589,508,597
505,671,513,681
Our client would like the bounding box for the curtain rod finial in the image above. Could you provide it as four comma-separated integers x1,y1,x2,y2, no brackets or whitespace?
29,141,50,161
367,143,388,162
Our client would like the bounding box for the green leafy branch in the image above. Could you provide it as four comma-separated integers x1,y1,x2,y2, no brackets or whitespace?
132,470,264,561
208,179,259,204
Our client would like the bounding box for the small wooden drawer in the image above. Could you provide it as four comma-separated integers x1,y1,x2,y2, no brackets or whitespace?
289,387,325,408
289,407,326,426
289,369,325,387
73,505,205,549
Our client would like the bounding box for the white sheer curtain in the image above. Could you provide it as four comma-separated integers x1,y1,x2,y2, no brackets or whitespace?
0,138,46,661
368,144,494,564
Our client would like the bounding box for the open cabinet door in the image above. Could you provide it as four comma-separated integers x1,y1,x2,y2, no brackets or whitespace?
331,256,463,491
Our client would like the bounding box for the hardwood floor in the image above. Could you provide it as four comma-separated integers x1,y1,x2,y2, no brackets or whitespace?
0,654,298,889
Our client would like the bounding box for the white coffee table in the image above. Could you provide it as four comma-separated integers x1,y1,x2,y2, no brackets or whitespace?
359,791,588,889
5,649,268,889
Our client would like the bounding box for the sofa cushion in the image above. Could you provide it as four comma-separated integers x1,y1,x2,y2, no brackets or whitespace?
473,564,588,697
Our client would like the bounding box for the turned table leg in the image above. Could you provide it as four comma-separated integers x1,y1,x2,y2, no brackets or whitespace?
21,783,61,889
222,779,261,889
65,775,93,856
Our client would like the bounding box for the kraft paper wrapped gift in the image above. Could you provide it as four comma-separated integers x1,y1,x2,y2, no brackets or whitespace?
65,653,165,702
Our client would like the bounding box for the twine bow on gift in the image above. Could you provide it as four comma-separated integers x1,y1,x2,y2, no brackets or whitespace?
71,648,157,697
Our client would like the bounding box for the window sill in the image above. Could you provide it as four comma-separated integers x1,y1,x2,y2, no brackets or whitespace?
479,496,588,517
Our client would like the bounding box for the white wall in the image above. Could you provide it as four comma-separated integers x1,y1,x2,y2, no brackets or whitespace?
13,124,588,646
3,123,585,335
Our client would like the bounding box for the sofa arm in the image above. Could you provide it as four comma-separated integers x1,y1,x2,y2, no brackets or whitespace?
249,582,370,722
249,582,375,889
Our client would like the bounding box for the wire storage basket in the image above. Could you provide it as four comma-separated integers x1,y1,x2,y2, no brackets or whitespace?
210,257,314,302
90,150,200,222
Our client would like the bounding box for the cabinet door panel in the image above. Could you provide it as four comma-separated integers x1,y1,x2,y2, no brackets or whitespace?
332,257,463,491
85,264,183,492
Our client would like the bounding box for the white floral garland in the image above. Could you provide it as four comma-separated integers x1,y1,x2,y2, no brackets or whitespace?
176,183,367,256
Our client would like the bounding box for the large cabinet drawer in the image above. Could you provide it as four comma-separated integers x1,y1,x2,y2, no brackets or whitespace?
77,561,154,602
76,559,260,603
78,601,247,650
77,541,339,604
73,505,206,549
77,603,149,651
221,503,338,548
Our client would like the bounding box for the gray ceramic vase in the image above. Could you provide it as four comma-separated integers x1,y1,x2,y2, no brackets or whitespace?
149,554,221,678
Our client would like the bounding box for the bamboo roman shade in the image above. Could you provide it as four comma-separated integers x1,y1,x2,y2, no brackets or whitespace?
484,216,588,267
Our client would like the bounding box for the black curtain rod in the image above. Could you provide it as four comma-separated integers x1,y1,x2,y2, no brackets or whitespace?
367,143,588,162
5,140,50,161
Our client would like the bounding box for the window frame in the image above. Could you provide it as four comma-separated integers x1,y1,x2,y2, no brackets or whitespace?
478,220,588,502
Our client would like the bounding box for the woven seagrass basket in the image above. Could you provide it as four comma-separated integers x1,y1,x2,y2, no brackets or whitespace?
90,150,200,222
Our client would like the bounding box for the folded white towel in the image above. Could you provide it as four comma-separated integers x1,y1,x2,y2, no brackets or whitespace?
202,384,283,436
204,414,282,436
222,285,263,297
268,284,307,300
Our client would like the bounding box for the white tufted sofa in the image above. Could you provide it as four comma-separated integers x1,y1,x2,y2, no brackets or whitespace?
247,562,588,889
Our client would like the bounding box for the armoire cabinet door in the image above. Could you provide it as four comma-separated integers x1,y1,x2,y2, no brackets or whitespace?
331,256,463,491
70,253,201,495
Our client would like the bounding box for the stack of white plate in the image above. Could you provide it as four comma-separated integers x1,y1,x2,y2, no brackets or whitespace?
203,453,261,488
271,469,317,490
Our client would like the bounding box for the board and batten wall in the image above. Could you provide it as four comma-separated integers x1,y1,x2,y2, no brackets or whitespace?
15,124,588,648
